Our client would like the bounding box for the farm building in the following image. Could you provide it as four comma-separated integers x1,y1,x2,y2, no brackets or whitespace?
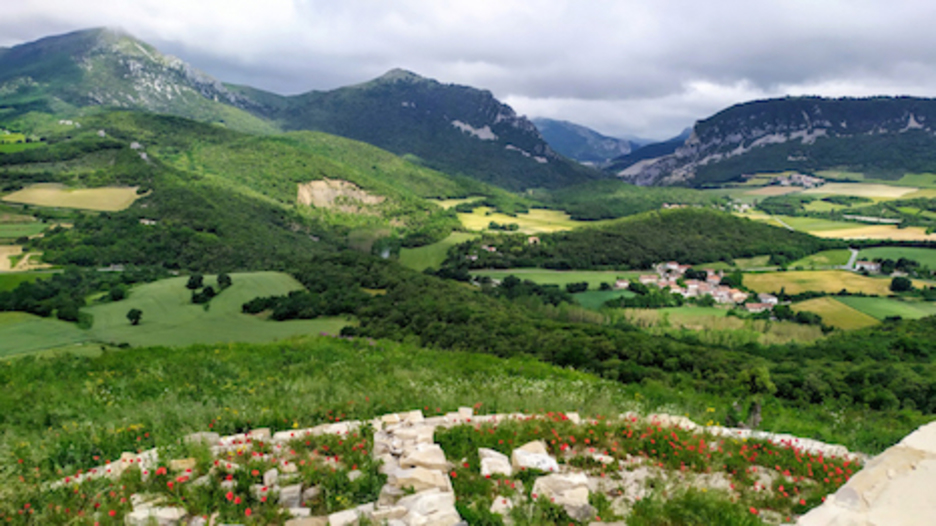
758,293,779,305
855,261,881,273
745,303,773,313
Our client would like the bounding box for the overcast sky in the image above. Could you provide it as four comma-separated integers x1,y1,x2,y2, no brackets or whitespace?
4,0,936,140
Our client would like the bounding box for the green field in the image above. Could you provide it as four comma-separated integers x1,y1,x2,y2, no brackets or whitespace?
857,247,936,268
790,249,852,269
0,271,52,292
0,222,48,238
744,270,907,295
791,297,879,330
835,296,936,321
84,272,352,348
0,312,92,357
398,232,478,271
573,289,636,310
472,268,642,288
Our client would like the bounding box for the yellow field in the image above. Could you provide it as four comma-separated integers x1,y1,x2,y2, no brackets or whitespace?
902,189,936,199
791,297,879,330
428,197,484,209
810,225,936,241
2,184,141,211
802,183,918,198
743,270,924,295
745,186,803,196
457,206,607,234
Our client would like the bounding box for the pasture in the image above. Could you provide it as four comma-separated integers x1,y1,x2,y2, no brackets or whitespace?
791,297,879,330
744,186,803,196
84,272,353,348
835,296,936,321
1,184,141,211
573,289,636,310
0,222,48,239
0,271,52,292
457,206,607,234
857,247,936,267
398,231,478,271
802,182,918,198
472,268,642,288
790,249,852,269
0,312,92,358
743,270,905,295
614,306,825,344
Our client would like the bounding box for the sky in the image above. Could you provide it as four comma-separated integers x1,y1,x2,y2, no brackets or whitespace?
3,0,936,140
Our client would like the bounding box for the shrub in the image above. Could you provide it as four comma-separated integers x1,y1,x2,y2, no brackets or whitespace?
628,489,764,526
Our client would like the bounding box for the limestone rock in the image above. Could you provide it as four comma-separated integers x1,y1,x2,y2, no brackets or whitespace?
397,489,461,525
348,470,363,482
400,443,449,471
169,458,196,472
532,473,593,521
479,448,512,477
263,468,279,487
328,502,375,526
511,441,559,473
302,485,321,504
288,507,311,518
248,428,271,442
379,483,407,506
489,495,514,515
125,506,187,526
279,484,303,508
284,517,328,526
371,505,407,521
388,467,453,493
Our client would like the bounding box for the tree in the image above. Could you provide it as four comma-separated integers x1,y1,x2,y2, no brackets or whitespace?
186,274,204,290
217,273,232,290
565,282,588,294
891,276,913,293
109,285,127,302
127,308,142,325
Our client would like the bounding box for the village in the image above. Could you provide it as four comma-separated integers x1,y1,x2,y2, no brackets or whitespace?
618,261,779,313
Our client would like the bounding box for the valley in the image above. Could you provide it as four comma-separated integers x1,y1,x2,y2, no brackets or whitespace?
1,24,936,526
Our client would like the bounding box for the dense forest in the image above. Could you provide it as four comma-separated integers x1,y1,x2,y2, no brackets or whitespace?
440,208,839,271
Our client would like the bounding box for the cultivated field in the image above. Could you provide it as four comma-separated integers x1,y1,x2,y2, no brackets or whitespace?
790,249,852,269
857,247,936,267
85,272,353,348
802,183,919,198
0,312,91,358
615,306,825,344
0,245,22,272
810,225,936,241
743,270,906,295
791,297,879,330
398,232,478,271
573,289,636,310
457,206,608,234
835,296,936,321
0,222,48,239
745,186,804,196
472,268,642,288
2,183,142,211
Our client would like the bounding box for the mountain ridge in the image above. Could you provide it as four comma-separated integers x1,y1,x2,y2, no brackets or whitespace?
532,117,635,165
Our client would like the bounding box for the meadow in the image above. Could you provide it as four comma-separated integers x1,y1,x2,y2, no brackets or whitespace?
790,249,852,269
810,224,936,241
472,268,642,288
802,182,919,198
572,289,636,309
611,306,826,345
857,247,936,267
2,183,143,211
835,296,936,321
743,270,906,295
0,311,92,357
790,297,879,330
457,206,607,234
84,272,352,348
0,270,52,291
398,231,478,271
0,222,48,239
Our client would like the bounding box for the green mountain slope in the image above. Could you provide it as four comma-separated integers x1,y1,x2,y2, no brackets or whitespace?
621,96,936,186
532,117,634,164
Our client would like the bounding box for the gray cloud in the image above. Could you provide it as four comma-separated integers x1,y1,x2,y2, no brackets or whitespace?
3,0,936,139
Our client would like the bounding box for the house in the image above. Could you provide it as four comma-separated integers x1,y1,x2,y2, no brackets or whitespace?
480,245,497,253
139,218,158,226
745,303,773,313
527,236,540,245
758,293,779,305
639,275,659,285
614,279,630,290
729,289,750,303
855,261,881,273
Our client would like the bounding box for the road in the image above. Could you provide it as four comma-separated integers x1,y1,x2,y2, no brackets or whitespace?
844,247,860,270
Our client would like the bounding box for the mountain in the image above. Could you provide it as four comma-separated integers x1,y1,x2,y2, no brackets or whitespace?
0,28,276,135
531,117,635,164
617,96,936,186
0,29,603,191
604,127,691,174
254,70,603,191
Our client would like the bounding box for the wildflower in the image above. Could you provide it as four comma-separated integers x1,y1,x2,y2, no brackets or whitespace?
245,508,252,517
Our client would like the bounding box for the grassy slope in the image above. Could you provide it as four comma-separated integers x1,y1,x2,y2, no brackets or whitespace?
791,297,880,330
0,311,91,357
398,231,478,271
790,249,852,268
857,247,936,267
835,296,936,321
85,272,351,348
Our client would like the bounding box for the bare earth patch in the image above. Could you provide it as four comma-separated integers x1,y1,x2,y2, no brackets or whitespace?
2,184,141,211
297,178,385,213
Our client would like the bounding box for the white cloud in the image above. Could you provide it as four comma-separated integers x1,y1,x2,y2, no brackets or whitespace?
3,1,936,139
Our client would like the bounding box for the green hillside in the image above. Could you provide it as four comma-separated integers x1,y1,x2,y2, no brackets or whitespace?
542,179,727,220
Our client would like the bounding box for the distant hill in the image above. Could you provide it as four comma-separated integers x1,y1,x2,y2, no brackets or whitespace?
604,128,691,174
0,29,603,191
531,117,635,164
617,97,936,186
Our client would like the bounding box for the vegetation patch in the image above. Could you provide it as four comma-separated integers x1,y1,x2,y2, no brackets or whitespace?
835,296,936,321
457,206,602,234
790,297,879,330
1,183,142,211
84,272,352,348
790,249,852,269
0,311,91,357
472,269,640,288
857,247,936,268
0,222,48,239
743,270,905,295
399,232,479,271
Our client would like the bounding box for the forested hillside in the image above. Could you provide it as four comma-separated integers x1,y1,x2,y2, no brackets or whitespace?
442,208,839,270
